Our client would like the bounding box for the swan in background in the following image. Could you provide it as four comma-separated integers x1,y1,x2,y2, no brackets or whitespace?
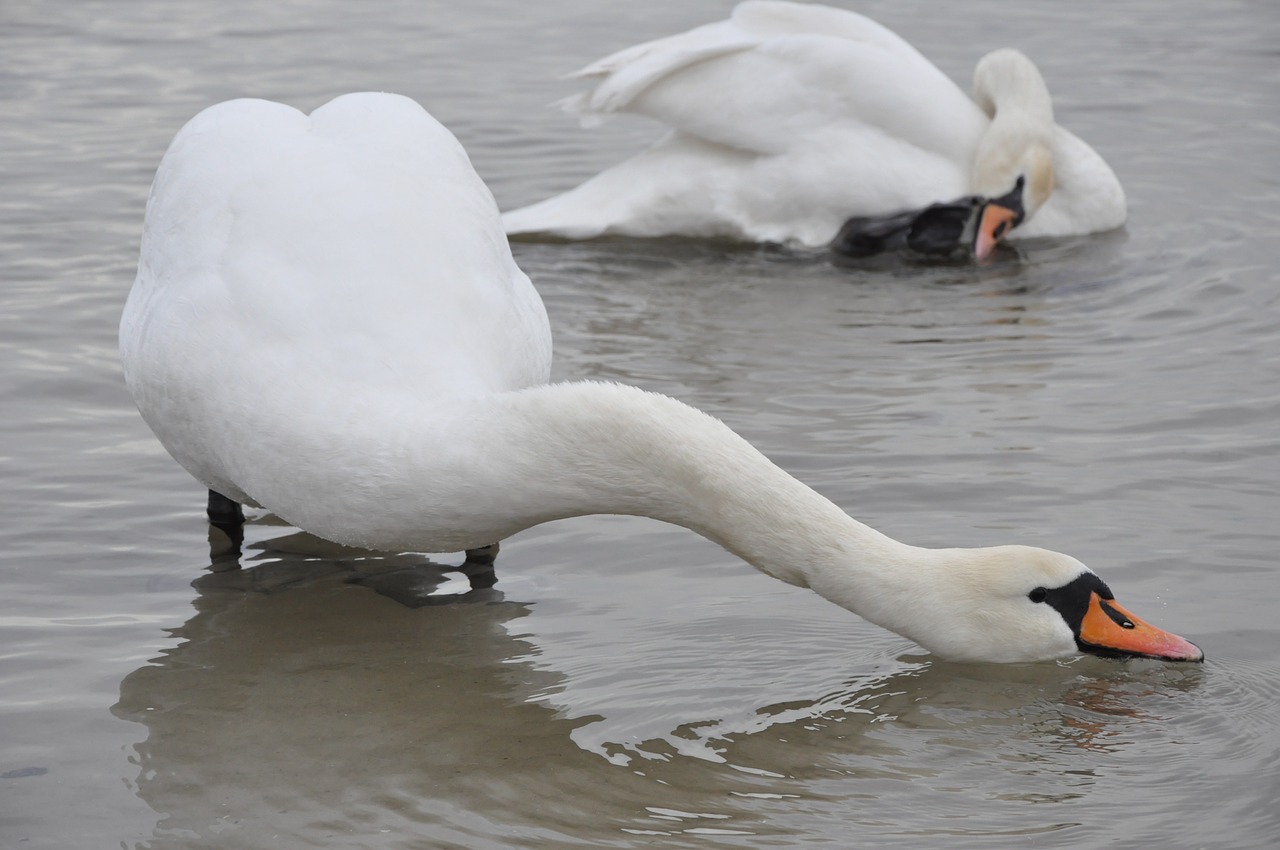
502,1,1126,258
119,92,1196,664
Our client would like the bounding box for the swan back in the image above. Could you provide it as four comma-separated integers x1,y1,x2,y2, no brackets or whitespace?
121,94,551,501
125,94,549,401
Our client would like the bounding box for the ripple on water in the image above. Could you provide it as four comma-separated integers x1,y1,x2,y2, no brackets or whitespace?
3,0,1279,848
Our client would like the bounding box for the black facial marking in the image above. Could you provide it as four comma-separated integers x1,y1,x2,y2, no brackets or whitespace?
989,176,1027,227
1039,572,1115,651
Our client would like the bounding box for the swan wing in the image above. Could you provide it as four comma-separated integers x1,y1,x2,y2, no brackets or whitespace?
126,94,550,401
122,94,551,500
562,1,985,159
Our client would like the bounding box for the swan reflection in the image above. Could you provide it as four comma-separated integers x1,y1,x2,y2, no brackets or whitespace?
114,531,1203,846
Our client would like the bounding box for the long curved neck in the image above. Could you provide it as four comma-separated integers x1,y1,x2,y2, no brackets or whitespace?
247,379,965,647
973,55,1054,126
967,50,1124,236
970,50,1056,202
364,381,929,617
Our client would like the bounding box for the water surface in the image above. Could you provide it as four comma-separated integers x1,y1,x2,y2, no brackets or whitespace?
2,1,1278,847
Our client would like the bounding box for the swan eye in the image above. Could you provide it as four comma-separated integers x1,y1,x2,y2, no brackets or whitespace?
1028,587,1048,604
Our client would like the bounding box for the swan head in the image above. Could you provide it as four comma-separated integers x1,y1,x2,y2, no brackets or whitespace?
841,546,1204,664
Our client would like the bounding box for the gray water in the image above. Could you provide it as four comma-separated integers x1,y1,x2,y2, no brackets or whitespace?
2,1,1279,847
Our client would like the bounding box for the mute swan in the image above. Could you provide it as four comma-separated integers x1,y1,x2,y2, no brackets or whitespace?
119,93,1197,664
501,1,1126,258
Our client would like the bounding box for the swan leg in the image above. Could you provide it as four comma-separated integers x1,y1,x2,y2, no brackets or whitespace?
461,542,499,590
206,489,245,527
205,489,245,568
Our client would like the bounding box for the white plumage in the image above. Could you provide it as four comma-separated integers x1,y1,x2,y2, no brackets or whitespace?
503,1,1126,247
120,92,1198,664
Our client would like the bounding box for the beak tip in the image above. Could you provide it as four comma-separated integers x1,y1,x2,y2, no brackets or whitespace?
1154,630,1204,663
1147,634,1204,663
1177,640,1205,663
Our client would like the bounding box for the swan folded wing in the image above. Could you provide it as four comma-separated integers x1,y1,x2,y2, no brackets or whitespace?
563,19,757,118
560,1,983,160
560,0,882,115
139,93,550,397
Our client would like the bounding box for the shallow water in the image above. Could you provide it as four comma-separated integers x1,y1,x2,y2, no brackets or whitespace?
2,1,1279,847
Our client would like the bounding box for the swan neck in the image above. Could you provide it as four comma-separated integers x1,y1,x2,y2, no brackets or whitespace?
970,52,1056,205
438,382,920,600
973,49,1054,123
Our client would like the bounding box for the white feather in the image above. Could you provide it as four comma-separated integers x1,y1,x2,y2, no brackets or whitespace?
503,1,1126,246
120,92,1174,663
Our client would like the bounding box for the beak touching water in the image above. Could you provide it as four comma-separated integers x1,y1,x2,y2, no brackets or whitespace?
1078,591,1204,662
972,176,1028,260
973,202,1021,260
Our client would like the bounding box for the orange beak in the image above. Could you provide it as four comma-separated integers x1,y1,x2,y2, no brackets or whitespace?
973,203,1020,261
1078,592,1204,662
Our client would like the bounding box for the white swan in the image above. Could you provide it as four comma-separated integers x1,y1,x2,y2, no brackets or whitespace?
501,1,1126,257
119,92,1196,664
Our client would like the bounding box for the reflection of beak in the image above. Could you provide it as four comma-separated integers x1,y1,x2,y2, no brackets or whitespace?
1078,592,1204,662
973,202,1021,261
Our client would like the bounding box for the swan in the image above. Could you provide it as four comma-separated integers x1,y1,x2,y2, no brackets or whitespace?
501,1,1127,258
119,92,1197,664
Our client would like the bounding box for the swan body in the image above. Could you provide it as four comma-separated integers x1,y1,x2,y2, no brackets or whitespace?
121,92,1197,664
501,1,1126,250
